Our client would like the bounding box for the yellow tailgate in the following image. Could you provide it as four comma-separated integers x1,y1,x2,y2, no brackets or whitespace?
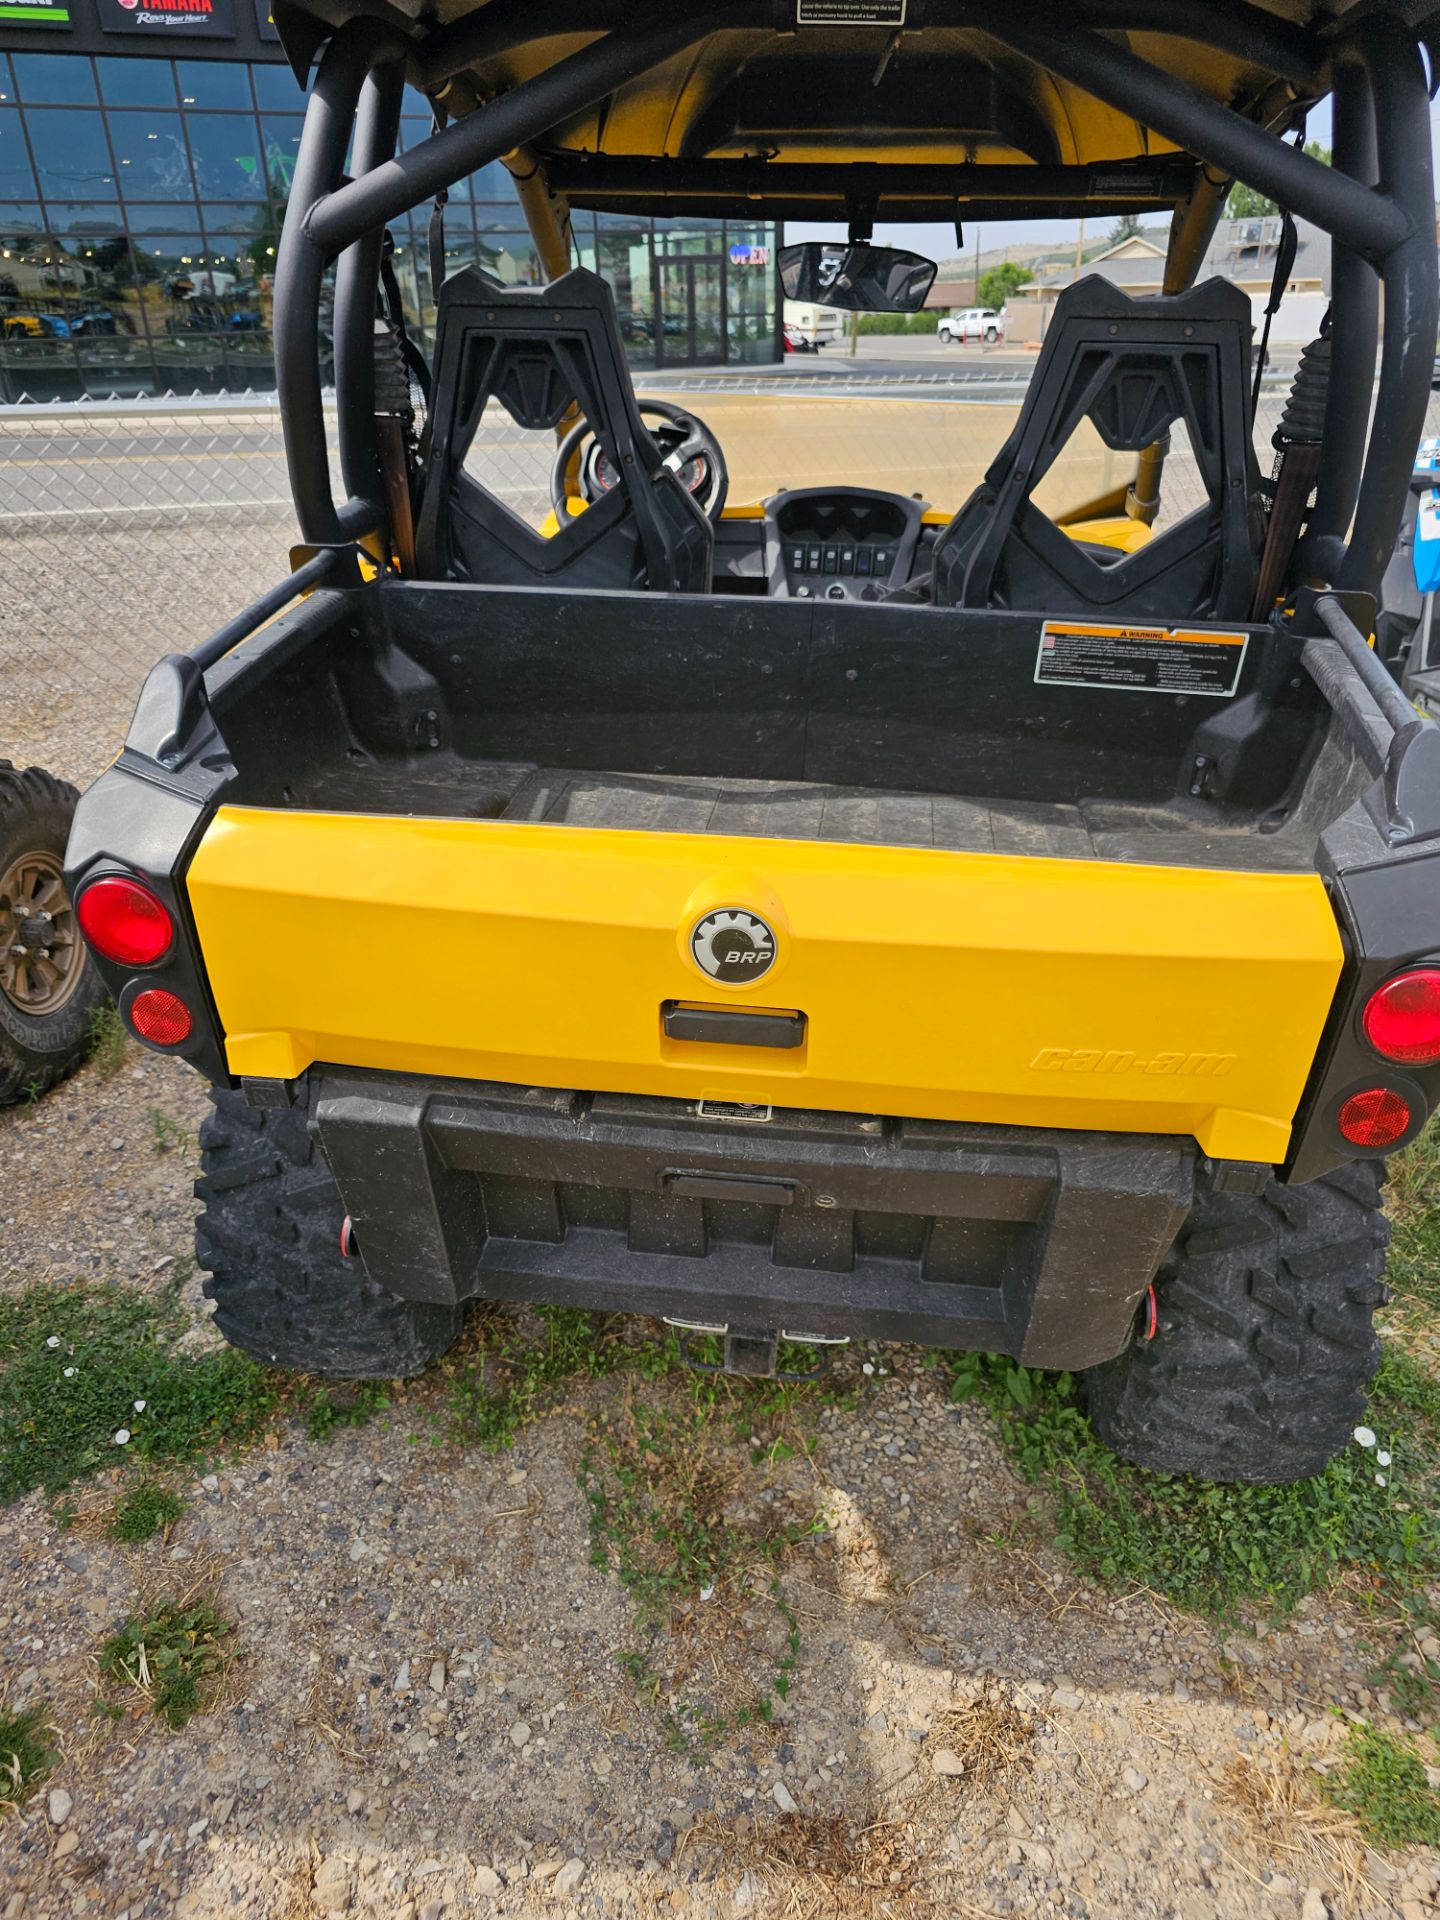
186,808,1344,1163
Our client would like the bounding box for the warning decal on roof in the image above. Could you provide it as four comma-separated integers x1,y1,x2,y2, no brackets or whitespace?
796,0,906,24
1034,621,1249,698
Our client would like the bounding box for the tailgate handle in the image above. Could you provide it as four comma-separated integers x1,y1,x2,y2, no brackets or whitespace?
662,1170,798,1205
663,1002,806,1049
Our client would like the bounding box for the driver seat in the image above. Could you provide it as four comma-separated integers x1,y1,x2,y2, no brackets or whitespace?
413,266,713,592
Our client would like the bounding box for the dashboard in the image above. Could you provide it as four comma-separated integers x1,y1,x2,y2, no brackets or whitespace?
763,487,924,600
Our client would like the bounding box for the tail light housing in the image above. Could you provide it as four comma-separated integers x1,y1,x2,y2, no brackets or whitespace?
127,987,193,1047
76,876,174,967
1362,967,1440,1066
1336,1086,1413,1150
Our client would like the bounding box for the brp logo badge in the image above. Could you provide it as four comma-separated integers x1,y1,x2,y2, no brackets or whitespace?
690,909,776,985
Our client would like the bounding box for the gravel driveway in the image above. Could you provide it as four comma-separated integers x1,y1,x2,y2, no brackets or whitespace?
1,1046,1437,1920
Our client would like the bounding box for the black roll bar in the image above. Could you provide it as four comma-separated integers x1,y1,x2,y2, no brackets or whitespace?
274,18,407,545
990,25,1407,266
333,57,404,517
1334,13,1439,601
1306,57,1378,568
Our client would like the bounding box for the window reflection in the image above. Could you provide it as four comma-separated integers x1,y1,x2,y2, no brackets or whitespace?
108,110,194,201
0,53,778,397
22,108,117,200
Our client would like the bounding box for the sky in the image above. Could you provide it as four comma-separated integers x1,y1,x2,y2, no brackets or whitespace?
785,94,1440,269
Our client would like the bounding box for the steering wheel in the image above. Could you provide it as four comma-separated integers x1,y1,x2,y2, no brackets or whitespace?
549,397,729,524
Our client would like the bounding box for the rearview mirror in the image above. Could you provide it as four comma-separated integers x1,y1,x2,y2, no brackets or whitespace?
777,242,938,314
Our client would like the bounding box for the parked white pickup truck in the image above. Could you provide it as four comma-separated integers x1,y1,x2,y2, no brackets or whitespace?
937,307,1005,343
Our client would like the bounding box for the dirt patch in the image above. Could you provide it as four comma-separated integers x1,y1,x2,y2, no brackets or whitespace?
1,1049,1439,1920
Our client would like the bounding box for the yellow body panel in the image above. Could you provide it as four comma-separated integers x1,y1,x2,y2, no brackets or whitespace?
1060,515,1154,554
187,808,1343,1163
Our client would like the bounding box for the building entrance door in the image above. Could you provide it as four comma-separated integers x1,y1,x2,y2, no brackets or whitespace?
655,255,725,365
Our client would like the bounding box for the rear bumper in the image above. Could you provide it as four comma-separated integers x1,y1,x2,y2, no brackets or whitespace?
308,1067,1197,1370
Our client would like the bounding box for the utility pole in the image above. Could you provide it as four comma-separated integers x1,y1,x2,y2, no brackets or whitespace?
1073,215,1086,277
973,221,981,304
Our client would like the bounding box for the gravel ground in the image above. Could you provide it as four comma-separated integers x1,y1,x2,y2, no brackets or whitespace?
1,1047,1438,1920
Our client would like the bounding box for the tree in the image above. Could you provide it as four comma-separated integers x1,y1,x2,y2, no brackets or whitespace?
1107,212,1144,247
1227,142,1332,218
976,260,1028,310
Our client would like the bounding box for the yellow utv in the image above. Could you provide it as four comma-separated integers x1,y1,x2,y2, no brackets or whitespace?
68,0,1440,1482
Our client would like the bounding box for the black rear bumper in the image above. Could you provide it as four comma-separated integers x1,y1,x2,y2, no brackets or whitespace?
306,1069,1196,1370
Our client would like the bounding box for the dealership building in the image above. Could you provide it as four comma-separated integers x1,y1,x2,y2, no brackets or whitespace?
0,2,782,401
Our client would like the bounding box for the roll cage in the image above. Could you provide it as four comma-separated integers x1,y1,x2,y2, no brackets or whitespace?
267,0,1436,626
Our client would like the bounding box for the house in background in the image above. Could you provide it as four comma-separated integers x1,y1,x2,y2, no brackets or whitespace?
1007,215,1332,345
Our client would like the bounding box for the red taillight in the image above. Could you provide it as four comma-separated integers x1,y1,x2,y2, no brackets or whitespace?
1337,1087,1412,1149
77,876,174,966
1363,968,1440,1066
128,987,192,1047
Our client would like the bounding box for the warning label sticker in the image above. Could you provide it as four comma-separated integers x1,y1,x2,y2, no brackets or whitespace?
796,0,906,24
1034,622,1249,698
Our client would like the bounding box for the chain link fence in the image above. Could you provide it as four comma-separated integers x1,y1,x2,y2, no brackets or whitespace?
3,374,1437,791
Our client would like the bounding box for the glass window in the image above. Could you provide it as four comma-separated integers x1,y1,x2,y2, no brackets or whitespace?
474,229,543,287
0,109,36,201
105,201,201,234
0,202,43,230
467,161,512,204
250,64,308,112
0,56,14,104
597,228,654,367
725,222,777,364
188,112,265,199
176,60,250,111
259,114,303,201
97,57,176,108
12,54,96,106
108,109,193,201
23,107,117,201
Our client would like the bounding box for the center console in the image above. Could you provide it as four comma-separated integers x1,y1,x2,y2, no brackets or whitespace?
763,486,925,600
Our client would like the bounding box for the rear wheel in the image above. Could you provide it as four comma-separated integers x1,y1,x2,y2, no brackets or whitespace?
0,762,106,1107
195,1084,465,1377
984,327,998,342
1081,1163,1389,1484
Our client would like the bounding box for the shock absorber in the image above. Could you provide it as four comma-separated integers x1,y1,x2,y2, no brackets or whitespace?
1251,333,1330,619
374,318,418,575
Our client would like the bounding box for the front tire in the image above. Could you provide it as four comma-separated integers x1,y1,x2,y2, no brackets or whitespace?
195,1084,465,1378
1082,1163,1389,1484
0,762,106,1106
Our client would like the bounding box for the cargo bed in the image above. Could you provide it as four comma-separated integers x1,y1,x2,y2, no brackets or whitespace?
209,578,1367,877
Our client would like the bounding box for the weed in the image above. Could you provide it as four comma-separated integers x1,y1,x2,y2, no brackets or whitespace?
147,1110,192,1158
0,1703,56,1811
1386,1120,1440,1320
85,1003,126,1078
109,1482,184,1543
447,1306,633,1450
581,1364,826,1753
0,1278,274,1503
1323,1724,1440,1848
302,1381,389,1443
98,1593,235,1729
944,1346,1440,1621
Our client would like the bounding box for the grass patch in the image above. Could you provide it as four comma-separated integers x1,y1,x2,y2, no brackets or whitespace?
85,1003,126,1078
0,1703,56,1810
0,1276,274,1503
108,1481,184,1543
147,1109,192,1158
581,1362,830,1754
945,1344,1440,1622
301,1380,390,1443
1323,1724,1440,1848
446,1305,635,1451
1387,1121,1440,1300
98,1592,235,1729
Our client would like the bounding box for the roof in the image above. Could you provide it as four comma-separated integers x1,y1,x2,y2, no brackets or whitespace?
270,0,1392,226
1021,213,1333,294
